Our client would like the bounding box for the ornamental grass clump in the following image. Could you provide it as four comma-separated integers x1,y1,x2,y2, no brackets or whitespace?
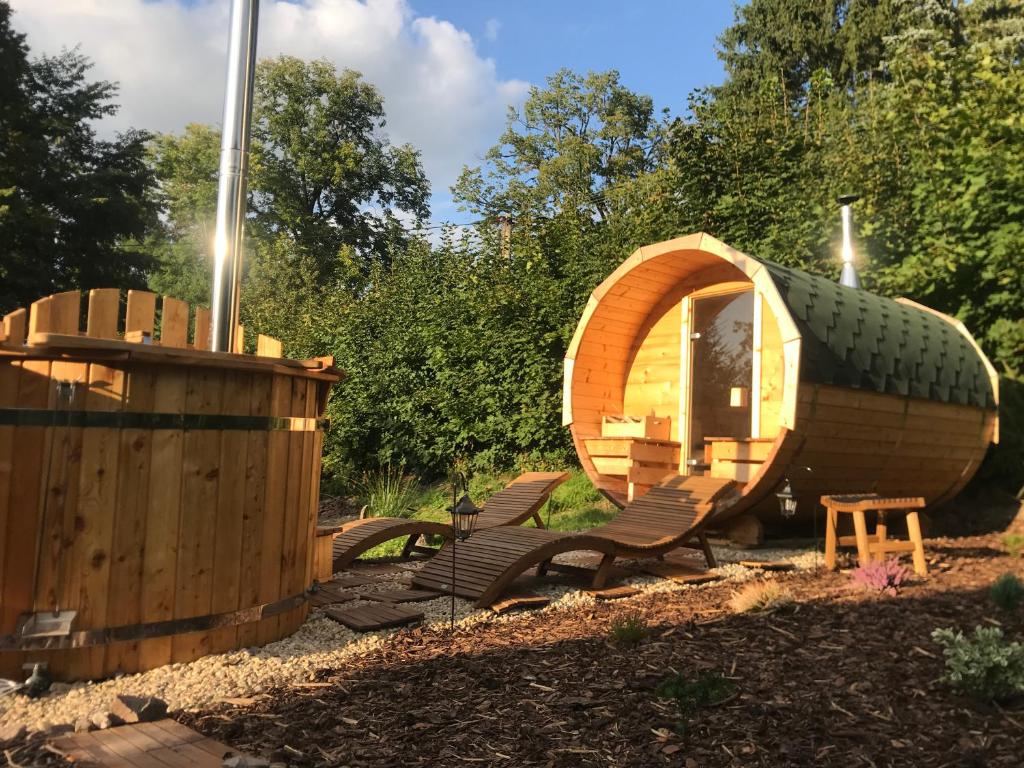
850,558,910,596
358,463,422,519
1004,534,1024,559
989,573,1024,612
728,580,794,613
932,626,1024,702
609,611,648,646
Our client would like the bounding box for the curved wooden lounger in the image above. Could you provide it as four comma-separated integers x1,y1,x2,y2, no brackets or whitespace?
331,471,569,572
411,474,735,607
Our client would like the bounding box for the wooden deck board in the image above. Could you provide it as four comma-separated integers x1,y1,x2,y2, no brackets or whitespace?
361,588,442,604
324,603,424,631
50,720,243,767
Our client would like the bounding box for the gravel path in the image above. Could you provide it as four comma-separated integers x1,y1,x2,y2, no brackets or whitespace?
0,546,815,733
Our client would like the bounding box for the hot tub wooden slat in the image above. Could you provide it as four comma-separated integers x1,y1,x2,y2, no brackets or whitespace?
172,368,224,664
106,364,158,674
138,366,188,671
160,297,190,349
87,289,121,339
237,374,271,649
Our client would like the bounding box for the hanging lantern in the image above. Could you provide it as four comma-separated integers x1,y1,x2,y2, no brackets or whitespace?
451,494,481,541
776,480,798,519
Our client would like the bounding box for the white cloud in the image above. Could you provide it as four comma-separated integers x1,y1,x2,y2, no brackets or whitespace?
484,18,500,42
7,0,527,216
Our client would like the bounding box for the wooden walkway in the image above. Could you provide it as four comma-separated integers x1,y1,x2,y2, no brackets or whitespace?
51,719,245,767
412,475,735,606
324,603,424,631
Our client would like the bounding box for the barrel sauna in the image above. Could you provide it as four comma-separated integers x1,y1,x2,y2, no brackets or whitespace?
563,233,999,523
0,289,341,681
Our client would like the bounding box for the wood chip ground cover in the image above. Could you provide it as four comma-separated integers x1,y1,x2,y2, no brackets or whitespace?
5,534,1023,767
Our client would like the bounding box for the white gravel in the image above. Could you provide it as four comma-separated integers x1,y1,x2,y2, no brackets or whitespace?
0,544,815,733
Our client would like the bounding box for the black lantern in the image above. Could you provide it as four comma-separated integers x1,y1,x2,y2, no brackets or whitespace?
776,479,798,518
451,494,481,541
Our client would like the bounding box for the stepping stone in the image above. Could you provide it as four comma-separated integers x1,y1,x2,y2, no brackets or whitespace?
489,594,550,614
738,560,795,572
361,588,441,604
324,603,424,632
641,561,720,585
308,581,360,608
50,718,249,767
587,585,641,600
329,573,376,588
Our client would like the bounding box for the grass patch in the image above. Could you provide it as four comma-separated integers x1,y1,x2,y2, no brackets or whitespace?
609,611,648,646
1004,533,1024,558
990,572,1024,611
657,672,736,733
358,464,422,519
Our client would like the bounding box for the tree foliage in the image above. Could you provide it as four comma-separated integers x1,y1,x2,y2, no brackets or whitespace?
0,1,156,314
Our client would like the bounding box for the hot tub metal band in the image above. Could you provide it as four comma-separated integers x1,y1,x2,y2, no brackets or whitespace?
0,591,310,651
0,408,329,431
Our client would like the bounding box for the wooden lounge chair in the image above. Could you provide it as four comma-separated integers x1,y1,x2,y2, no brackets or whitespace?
330,472,569,572
411,474,736,607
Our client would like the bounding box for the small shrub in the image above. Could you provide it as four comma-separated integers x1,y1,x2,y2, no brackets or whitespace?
728,580,794,613
358,464,421,519
850,558,911,596
932,626,1024,702
990,573,1024,612
1004,534,1024,558
609,611,648,645
658,672,736,731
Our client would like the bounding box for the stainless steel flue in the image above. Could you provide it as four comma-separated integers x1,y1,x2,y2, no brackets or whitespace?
210,0,260,353
838,193,861,289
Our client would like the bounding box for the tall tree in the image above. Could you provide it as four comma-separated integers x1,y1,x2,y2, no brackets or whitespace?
0,1,156,313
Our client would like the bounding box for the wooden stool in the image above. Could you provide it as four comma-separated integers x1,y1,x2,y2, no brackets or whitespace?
821,494,928,576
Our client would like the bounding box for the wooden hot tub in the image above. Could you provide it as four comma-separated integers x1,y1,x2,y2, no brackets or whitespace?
0,289,341,680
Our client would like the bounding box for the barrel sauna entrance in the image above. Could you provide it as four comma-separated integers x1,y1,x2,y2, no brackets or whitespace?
564,232,999,522
0,289,342,681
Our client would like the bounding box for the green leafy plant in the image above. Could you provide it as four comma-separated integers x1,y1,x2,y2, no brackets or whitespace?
358,464,422,519
1004,534,1024,559
990,573,1024,612
729,580,794,613
658,672,736,732
932,626,1024,702
609,611,648,646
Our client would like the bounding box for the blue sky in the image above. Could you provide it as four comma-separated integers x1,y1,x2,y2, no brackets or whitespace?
11,0,740,225
416,0,735,121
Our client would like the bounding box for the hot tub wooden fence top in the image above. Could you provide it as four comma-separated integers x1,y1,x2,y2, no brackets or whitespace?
0,287,342,382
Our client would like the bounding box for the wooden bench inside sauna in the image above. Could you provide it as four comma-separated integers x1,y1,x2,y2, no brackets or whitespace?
0,289,341,681
564,232,999,530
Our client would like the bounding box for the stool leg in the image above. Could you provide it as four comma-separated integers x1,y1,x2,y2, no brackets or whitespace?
824,506,838,571
905,510,928,576
853,510,872,566
876,511,887,547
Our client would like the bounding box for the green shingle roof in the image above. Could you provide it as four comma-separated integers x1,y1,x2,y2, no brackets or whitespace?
758,261,996,409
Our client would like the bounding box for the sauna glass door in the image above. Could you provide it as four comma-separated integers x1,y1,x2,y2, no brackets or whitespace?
687,290,754,467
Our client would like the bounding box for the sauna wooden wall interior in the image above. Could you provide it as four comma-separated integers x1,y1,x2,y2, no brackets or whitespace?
563,233,999,519
0,289,340,681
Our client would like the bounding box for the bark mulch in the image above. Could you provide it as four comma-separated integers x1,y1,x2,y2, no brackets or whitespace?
6,534,1023,767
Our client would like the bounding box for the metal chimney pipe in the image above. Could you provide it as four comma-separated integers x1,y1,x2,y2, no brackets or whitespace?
838,193,861,289
210,0,260,353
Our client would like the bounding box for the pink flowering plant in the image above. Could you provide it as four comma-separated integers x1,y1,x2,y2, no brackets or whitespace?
850,558,911,596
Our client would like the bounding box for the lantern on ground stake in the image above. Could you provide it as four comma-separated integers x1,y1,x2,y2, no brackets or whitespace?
448,474,480,631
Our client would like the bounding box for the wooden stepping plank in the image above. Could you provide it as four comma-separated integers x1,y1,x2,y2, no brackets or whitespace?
641,561,720,584
490,594,550,614
324,603,424,631
587,585,641,600
309,582,360,608
362,588,442,604
50,719,245,767
738,560,796,572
